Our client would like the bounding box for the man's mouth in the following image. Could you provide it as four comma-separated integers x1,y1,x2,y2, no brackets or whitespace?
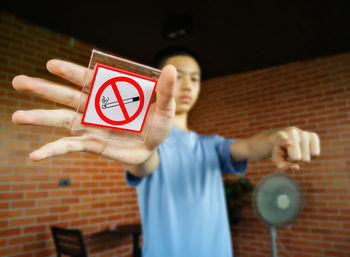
179,95,192,103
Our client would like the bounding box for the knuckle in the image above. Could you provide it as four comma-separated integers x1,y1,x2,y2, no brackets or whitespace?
302,156,311,162
65,142,72,152
289,154,301,162
62,114,73,129
274,131,286,141
301,131,311,141
283,126,300,138
311,132,320,141
286,126,299,132
277,163,285,171
288,148,302,162
64,91,76,106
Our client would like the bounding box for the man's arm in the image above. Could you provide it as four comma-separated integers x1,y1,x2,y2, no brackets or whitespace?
125,150,159,178
230,127,320,171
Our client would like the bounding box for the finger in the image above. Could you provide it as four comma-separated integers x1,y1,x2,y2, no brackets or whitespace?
12,75,88,110
287,129,302,162
12,109,79,130
29,137,85,161
272,145,300,171
276,161,300,172
274,131,292,147
46,59,92,87
155,65,177,115
310,132,321,157
300,131,311,162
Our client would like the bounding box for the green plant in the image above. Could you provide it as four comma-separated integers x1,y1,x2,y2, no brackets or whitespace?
224,176,254,225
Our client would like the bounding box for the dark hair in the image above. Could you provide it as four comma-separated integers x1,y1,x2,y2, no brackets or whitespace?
153,46,201,69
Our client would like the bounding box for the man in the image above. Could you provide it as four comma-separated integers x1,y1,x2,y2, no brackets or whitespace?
11,49,320,257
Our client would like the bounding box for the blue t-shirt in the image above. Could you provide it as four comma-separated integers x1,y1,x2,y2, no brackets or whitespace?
126,126,247,257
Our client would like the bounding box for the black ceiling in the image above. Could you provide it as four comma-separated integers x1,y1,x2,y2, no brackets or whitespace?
2,1,350,80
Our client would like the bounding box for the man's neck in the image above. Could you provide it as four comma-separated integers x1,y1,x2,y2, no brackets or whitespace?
173,112,189,131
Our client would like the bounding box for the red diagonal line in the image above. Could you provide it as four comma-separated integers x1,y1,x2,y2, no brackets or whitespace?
111,82,130,120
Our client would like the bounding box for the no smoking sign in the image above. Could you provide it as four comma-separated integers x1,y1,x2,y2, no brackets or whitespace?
82,63,157,133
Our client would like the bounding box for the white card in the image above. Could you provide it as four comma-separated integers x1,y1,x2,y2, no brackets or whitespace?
82,63,157,133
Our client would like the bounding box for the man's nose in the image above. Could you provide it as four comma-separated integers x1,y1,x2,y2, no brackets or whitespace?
180,76,192,91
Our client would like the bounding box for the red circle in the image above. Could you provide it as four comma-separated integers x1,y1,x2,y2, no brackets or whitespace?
95,76,144,125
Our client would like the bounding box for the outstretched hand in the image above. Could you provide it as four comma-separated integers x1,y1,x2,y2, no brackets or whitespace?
231,127,321,172
12,59,177,166
270,127,320,171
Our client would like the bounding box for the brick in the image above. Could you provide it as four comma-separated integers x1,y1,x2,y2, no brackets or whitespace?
80,211,98,218
9,217,36,227
38,183,58,190
11,200,35,209
0,228,21,237
62,167,81,173
23,225,46,234
26,175,49,182
0,167,12,174
60,197,79,205
70,219,88,227
24,208,49,217
50,206,69,213
71,204,89,212
0,202,9,210
49,190,70,198
8,235,34,245
0,174,26,182
36,215,58,223
82,182,99,188
72,189,90,196
23,241,47,252
25,191,48,199
37,199,60,208
324,249,348,257
91,188,107,194
59,212,79,220
81,196,99,203
0,192,23,200
34,248,56,257
0,246,21,256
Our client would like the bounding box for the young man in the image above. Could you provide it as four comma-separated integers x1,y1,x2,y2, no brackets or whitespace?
12,50,320,257
125,50,320,257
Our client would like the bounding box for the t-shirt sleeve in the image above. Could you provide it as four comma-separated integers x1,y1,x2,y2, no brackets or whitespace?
216,137,248,174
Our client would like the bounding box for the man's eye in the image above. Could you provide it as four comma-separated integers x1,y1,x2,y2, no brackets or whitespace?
191,77,199,82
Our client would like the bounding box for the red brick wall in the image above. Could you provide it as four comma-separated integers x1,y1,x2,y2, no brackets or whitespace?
189,52,350,256
0,12,139,257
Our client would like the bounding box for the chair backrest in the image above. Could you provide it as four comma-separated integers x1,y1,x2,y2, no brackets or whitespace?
51,226,88,257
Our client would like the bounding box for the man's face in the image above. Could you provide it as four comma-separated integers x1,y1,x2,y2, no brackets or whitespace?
164,55,201,114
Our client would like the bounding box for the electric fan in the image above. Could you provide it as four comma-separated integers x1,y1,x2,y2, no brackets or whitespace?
253,173,303,257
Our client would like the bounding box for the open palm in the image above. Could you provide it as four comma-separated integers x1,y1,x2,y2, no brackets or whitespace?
12,59,177,166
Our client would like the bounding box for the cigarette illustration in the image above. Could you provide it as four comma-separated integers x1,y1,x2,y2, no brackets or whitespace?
101,96,140,109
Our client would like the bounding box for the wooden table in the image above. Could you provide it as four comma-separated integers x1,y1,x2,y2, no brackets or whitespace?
107,224,142,257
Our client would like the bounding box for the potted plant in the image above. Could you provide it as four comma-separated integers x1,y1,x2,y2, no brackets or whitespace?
224,176,254,226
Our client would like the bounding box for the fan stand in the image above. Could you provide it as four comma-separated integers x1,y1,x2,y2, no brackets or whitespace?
270,226,277,257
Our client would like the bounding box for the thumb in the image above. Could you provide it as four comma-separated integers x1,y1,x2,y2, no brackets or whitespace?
155,65,177,114
271,131,300,171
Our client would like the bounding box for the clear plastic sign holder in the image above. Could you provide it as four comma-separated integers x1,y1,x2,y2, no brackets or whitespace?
71,49,161,143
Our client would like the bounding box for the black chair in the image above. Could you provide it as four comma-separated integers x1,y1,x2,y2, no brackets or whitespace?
51,226,88,257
